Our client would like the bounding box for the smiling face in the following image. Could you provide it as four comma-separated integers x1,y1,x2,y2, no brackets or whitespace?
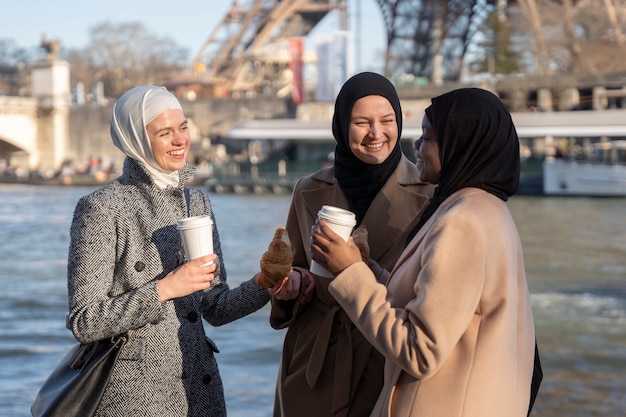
146,109,190,173
347,95,398,165
415,114,442,184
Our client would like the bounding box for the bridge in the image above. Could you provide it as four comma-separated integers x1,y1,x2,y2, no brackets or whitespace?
4,0,626,174
4,67,626,175
0,60,71,172
226,107,626,142
0,96,38,167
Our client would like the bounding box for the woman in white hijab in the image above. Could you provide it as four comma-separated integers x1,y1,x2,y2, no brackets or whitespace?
65,86,273,416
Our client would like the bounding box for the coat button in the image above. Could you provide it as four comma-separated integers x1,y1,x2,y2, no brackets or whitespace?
202,374,212,385
134,261,145,272
187,311,198,322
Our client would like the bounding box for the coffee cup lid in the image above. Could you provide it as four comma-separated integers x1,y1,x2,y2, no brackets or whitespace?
317,205,356,227
176,215,213,230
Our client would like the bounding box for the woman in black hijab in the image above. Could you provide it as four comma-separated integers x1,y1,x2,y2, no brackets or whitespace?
407,87,520,241
269,72,434,417
311,88,538,417
332,71,404,224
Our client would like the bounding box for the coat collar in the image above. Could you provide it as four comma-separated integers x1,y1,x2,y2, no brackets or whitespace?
120,157,196,190
363,158,431,261
301,156,431,264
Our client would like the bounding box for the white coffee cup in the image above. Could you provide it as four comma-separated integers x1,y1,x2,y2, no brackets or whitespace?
310,205,356,278
177,215,214,265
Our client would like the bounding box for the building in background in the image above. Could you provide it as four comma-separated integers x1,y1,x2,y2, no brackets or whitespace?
315,31,353,102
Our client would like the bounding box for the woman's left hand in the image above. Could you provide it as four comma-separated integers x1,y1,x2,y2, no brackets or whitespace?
310,219,363,275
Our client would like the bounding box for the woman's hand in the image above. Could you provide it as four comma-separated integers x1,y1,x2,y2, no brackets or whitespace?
157,254,218,302
269,269,299,300
269,267,315,303
310,219,363,275
299,268,315,303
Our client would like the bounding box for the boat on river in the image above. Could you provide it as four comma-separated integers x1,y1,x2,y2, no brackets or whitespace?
543,140,626,196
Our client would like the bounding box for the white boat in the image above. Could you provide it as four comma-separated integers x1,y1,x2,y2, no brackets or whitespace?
543,140,626,196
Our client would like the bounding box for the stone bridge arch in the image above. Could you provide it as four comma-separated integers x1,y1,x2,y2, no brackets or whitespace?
0,59,71,172
0,96,39,167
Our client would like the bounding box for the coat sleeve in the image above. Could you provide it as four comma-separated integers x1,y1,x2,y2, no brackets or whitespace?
67,195,165,343
268,177,315,329
198,191,271,326
329,208,486,379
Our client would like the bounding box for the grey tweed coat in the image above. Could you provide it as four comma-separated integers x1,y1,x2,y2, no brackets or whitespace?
66,157,270,417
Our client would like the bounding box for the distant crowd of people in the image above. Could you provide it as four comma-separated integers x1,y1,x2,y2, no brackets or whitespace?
0,155,118,184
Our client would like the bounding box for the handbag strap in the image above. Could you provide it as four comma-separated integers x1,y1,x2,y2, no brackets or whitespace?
70,333,129,370
184,187,191,217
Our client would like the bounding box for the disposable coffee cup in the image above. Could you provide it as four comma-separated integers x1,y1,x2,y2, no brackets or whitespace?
177,215,214,265
310,205,356,278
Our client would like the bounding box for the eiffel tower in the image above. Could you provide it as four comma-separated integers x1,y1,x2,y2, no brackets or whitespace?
191,0,347,95
190,0,502,96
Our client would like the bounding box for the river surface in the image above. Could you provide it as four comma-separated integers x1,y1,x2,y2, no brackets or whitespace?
1,184,625,416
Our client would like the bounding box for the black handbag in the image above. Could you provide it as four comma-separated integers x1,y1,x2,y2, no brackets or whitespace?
31,333,128,417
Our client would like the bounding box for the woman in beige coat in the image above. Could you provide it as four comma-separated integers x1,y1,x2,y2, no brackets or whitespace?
270,72,434,417
312,88,537,417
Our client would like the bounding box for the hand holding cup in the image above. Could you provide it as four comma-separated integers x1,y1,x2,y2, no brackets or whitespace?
311,219,363,276
309,206,356,277
158,254,218,302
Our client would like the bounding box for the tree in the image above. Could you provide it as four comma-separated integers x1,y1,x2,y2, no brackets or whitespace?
0,38,36,96
64,22,189,98
470,9,521,75
0,38,35,67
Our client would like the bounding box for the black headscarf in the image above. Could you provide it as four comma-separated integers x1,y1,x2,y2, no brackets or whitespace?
332,72,403,224
407,88,520,243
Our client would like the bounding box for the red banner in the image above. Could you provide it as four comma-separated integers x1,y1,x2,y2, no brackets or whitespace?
289,37,304,105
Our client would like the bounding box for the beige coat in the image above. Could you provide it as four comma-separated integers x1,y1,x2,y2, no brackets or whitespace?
271,156,435,417
329,188,535,417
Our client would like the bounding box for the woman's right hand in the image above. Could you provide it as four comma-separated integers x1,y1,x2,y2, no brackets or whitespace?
311,220,363,275
157,254,218,302
270,267,315,303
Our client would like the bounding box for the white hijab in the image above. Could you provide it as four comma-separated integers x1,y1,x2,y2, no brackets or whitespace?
111,86,184,189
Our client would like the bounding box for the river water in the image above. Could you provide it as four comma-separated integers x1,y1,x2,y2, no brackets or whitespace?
1,184,625,417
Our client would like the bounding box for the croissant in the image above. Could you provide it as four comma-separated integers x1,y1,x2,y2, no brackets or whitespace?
256,227,293,288
351,225,370,263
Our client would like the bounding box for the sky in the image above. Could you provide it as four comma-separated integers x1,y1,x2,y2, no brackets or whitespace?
0,0,386,74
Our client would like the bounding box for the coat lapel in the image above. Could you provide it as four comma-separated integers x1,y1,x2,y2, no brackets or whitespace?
300,168,349,220
297,158,432,271
363,158,431,266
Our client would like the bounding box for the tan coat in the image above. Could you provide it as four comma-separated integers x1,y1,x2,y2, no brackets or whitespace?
271,156,434,417
329,188,535,417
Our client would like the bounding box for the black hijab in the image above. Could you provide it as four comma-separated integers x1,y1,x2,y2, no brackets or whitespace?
407,88,520,242
332,72,403,224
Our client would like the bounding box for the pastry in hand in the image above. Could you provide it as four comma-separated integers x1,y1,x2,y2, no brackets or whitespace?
352,225,369,263
256,227,293,288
